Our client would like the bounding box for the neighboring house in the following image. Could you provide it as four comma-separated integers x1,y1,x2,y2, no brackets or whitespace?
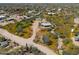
0,15,6,18
41,22,51,27
10,14,23,22
0,41,9,47
0,18,3,22
48,12,56,15
0,15,6,22
8,19,14,21
74,17,79,24
58,8,62,12
0,38,9,47
75,32,79,36
23,16,30,19
75,35,79,41
28,10,36,14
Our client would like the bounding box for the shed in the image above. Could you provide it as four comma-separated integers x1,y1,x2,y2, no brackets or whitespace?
42,35,51,45
0,18,3,20
0,41,9,47
75,35,79,41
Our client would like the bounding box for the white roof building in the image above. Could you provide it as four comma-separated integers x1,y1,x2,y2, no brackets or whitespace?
58,8,62,11
48,12,56,15
41,22,52,27
74,17,79,24
0,15,6,18
40,22,52,29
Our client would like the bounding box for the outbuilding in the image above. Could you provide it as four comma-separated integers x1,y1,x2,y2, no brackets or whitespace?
0,38,9,47
0,41,9,47
74,17,79,24
75,35,79,41
42,35,51,45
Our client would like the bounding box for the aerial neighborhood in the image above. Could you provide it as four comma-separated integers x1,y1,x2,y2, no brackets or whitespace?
0,3,79,55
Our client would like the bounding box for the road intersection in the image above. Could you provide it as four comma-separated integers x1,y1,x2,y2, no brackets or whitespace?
0,20,56,55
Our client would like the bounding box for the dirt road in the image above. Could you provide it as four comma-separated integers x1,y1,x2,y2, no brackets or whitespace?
0,21,56,55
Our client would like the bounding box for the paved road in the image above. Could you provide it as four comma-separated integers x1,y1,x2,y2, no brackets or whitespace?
0,21,56,55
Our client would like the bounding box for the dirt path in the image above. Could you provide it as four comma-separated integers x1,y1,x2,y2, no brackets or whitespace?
0,20,56,55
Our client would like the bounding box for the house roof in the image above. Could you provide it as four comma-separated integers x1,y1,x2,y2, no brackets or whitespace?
0,18,3,20
0,41,8,47
74,17,79,24
42,35,50,43
0,15,5,18
76,35,79,38
41,22,51,26
8,19,14,21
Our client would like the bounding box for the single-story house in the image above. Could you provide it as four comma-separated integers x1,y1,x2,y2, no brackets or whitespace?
75,32,79,36
0,38,9,47
8,19,14,21
0,15,6,22
40,22,52,27
41,22,51,27
0,18,3,22
48,12,56,15
75,35,79,41
0,15,6,18
74,17,79,24
0,17,4,22
40,22,52,30
0,41,9,47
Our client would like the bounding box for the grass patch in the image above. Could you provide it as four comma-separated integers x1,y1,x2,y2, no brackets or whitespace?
3,20,32,38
